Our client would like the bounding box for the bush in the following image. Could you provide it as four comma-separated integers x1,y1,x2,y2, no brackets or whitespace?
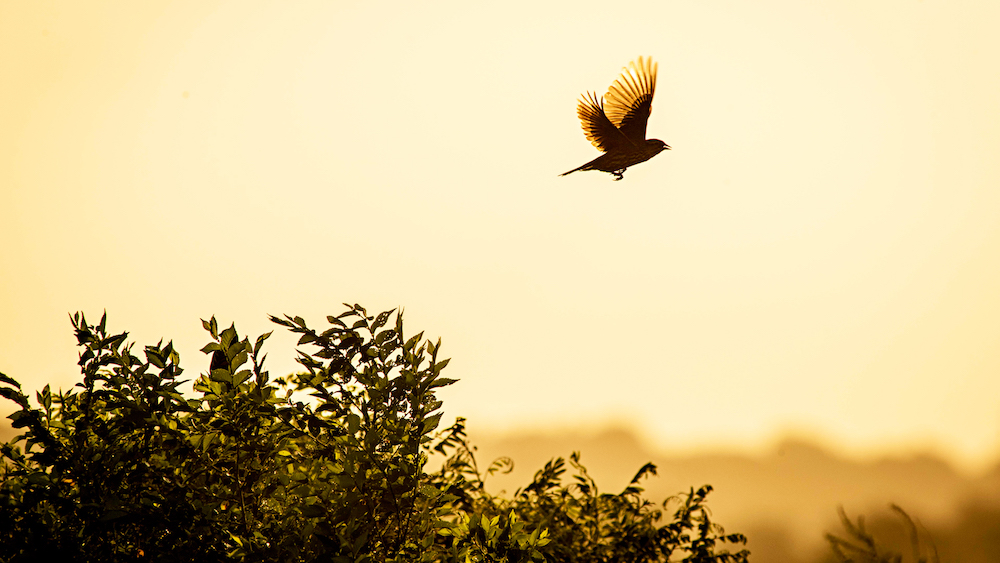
824,505,939,563
0,304,749,563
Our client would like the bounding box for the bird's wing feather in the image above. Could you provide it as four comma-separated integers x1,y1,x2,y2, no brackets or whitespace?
604,57,657,143
576,91,633,153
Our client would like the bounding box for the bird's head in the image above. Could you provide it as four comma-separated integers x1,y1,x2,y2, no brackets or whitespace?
647,139,671,152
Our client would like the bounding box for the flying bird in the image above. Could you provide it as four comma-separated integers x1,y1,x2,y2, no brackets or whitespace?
560,57,670,180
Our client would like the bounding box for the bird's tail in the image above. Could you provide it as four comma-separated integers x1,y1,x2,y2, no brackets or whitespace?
559,164,587,177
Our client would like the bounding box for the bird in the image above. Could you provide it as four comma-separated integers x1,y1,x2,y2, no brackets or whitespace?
560,57,670,181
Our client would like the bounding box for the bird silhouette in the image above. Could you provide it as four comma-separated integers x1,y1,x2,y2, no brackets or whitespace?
560,57,670,180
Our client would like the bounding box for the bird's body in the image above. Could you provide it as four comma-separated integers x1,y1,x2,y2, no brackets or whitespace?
561,57,670,180
561,139,669,177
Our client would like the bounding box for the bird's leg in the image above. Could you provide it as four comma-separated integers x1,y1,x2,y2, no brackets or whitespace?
612,169,625,181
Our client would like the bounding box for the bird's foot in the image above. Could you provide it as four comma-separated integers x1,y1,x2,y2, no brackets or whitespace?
612,169,625,181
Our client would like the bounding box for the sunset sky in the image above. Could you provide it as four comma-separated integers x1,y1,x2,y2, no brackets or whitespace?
2,1,999,472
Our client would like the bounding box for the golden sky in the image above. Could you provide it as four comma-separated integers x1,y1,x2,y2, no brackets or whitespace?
2,1,999,471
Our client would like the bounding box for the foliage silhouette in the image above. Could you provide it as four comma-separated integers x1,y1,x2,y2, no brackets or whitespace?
825,505,939,563
0,305,749,562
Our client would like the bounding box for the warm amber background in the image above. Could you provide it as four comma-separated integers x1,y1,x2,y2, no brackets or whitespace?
2,0,1000,479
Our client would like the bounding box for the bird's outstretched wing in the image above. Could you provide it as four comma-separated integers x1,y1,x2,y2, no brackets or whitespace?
576,91,632,153
603,57,657,143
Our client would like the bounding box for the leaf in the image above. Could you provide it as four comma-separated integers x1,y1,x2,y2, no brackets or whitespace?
316,402,343,415
26,472,50,485
255,331,272,354
102,333,128,351
36,385,51,410
299,504,324,518
0,372,22,389
233,369,253,387
9,410,36,428
220,325,238,348
346,413,360,435
210,370,231,385
99,509,128,522
404,332,424,352
428,377,458,389
630,462,658,484
231,350,249,370
374,329,396,346
148,350,166,369
422,412,444,434
372,310,394,330
0,386,27,405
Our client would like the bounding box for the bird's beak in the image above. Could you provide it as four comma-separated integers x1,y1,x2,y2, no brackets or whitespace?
665,145,672,150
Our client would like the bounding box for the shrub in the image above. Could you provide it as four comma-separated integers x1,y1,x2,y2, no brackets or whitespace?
825,505,939,563
0,305,749,563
